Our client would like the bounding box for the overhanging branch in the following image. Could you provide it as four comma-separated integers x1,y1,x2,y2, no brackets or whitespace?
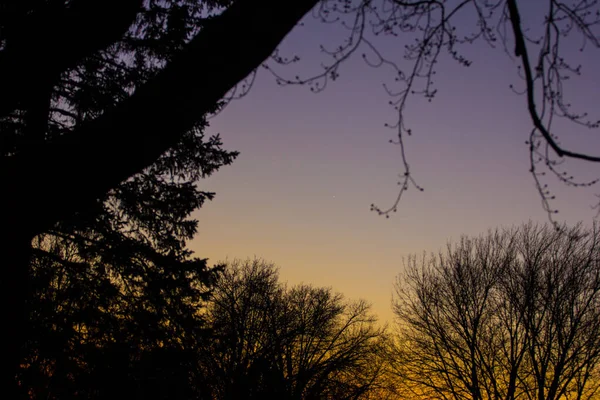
506,0,600,163
1,0,319,239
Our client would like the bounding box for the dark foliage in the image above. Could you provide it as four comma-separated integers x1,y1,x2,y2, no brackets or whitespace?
1,1,237,398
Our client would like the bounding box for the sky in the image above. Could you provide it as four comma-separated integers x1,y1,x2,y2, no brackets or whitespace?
190,1,600,324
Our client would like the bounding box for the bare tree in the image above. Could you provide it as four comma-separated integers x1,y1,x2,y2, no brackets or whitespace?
200,258,391,400
199,259,285,399
508,224,600,400
392,223,600,400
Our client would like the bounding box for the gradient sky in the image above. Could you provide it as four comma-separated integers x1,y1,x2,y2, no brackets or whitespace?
190,2,600,324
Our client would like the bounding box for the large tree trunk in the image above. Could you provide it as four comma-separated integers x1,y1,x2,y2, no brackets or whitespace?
2,0,319,239
1,0,319,392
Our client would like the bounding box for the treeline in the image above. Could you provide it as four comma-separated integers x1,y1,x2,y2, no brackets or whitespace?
23,251,393,399
20,223,600,400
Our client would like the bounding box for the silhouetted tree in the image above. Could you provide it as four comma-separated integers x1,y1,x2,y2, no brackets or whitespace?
392,223,600,400
19,125,235,398
2,1,240,395
2,0,600,393
8,8,239,390
199,259,391,400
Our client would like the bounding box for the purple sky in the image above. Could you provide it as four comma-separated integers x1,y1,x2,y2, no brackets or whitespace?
191,3,600,323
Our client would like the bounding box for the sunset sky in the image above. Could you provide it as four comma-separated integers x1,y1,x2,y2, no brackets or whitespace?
191,2,600,324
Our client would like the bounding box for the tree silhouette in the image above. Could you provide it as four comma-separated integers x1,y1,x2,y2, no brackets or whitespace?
2,2,238,393
2,0,600,394
1,1,242,394
199,259,391,400
392,223,600,400
18,125,235,398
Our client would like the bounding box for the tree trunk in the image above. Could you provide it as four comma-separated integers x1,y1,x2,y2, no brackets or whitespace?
1,0,319,241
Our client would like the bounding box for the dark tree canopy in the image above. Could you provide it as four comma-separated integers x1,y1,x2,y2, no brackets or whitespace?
21,126,235,399
2,0,239,396
2,0,600,395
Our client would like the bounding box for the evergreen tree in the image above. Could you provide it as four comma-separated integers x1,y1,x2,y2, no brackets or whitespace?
1,1,237,397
